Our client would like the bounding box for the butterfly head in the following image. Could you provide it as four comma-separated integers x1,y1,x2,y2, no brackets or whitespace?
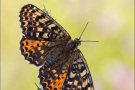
74,38,81,46
66,38,81,50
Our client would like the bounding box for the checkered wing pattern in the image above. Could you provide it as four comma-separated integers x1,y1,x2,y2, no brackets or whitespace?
19,4,71,66
19,4,94,90
62,50,94,90
39,49,94,90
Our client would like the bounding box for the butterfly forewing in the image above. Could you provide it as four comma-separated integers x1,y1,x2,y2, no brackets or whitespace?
19,4,71,41
19,4,94,90
62,50,94,90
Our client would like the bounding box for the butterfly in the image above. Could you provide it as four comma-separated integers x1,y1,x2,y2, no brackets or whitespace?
19,4,95,90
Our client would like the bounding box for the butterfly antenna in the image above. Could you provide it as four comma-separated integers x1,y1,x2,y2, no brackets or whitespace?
79,22,99,42
79,22,89,40
81,40,99,42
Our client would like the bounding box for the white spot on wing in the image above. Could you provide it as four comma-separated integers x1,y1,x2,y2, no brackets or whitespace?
42,33,48,38
81,70,86,77
74,80,78,85
70,71,76,78
37,27,43,31
48,24,56,29
36,32,39,37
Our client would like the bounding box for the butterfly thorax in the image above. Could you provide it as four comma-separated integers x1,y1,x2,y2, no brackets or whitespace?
65,38,81,50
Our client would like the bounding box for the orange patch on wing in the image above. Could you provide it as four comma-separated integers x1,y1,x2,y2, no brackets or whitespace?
21,39,49,59
42,70,68,90
21,39,48,51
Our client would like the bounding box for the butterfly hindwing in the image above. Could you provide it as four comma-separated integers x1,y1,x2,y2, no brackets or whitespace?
38,49,73,90
38,49,94,90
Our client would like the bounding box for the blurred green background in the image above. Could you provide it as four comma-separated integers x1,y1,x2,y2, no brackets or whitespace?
1,0,134,90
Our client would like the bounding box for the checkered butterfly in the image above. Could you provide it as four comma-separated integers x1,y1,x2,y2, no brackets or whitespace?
19,4,94,90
